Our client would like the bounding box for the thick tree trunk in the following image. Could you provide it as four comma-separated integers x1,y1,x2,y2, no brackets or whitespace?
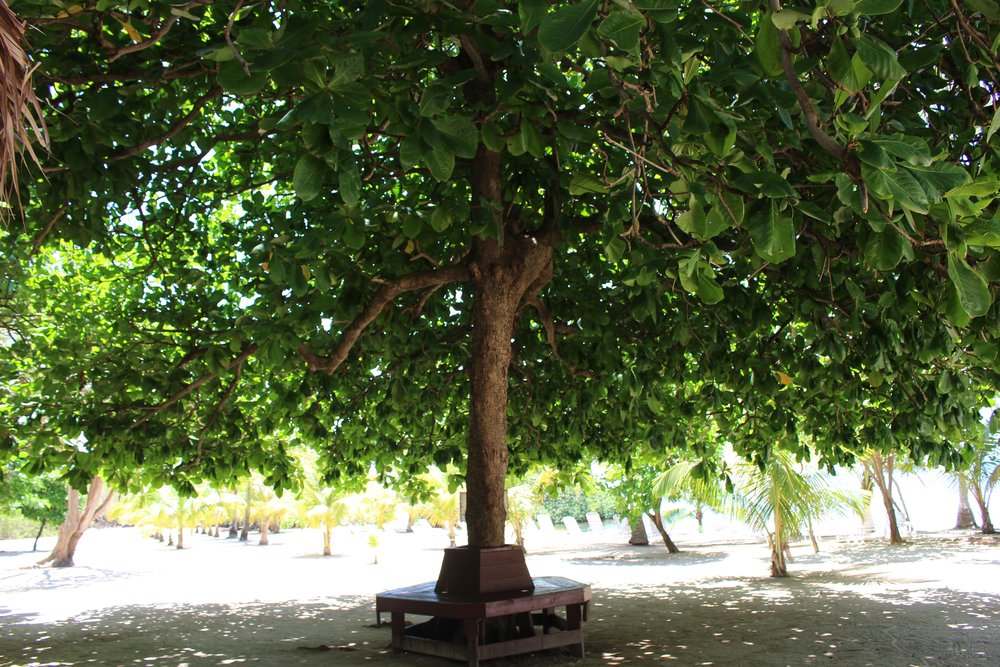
38,477,115,568
648,510,680,553
259,518,270,545
228,511,239,538
866,453,903,544
176,525,185,549
465,229,553,547
955,477,977,529
628,519,650,546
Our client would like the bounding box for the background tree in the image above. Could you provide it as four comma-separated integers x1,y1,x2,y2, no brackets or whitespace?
37,476,115,567
0,466,65,550
956,412,1000,534
3,1,999,559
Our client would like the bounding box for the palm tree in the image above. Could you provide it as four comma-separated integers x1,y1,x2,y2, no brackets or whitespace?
416,468,461,547
729,450,867,577
300,486,351,556
955,414,1000,534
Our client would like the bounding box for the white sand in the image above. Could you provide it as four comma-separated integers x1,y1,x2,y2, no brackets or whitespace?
1,526,998,666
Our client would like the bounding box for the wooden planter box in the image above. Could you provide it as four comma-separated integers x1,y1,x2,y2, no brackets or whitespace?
435,545,534,595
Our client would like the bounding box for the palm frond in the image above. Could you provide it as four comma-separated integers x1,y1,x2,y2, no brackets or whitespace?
0,2,48,217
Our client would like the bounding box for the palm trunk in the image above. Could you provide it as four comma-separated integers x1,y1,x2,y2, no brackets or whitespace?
228,511,239,538
771,481,788,577
447,520,456,548
176,524,185,549
648,509,680,553
628,519,649,546
37,477,115,568
322,523,332,556
955,477,977,529
971,488,995,534
259,518,270,545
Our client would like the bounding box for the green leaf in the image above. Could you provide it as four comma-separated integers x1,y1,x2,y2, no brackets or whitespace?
293,154,326,201
343,222,366,250
947,255,992,318
419,85,451,118
864,228,906,270
856,35,906,81
771,10,810,30
339,163,361,207
748,202,796,263
430,207,452,232
869,136,932,166
987,105,1000,143
217,61,268,95
597,11,644,55
569,173,609,195
855,0,904,14
431,117,478,159
904,163,970,202
538,0,600,53
755,14,784,77
519,0,547,32
731,171,798,198
426,148,455,181
605,237,626,262
881,166,930,214
945,180,1000,198
827,38,871,93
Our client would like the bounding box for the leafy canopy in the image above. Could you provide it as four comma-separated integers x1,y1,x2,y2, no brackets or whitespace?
2,0,999,491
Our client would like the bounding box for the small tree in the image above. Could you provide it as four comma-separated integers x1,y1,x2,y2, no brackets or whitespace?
37,476,114,567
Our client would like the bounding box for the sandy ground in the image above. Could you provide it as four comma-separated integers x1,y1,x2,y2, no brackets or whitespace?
1,525,998,667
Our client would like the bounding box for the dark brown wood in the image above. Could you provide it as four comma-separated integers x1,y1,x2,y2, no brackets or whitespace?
435,545,534,595
376,576,591,666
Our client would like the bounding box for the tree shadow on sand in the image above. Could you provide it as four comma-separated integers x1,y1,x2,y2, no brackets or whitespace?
2,572,997,666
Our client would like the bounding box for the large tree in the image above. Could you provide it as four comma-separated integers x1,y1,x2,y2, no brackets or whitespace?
3,1,999,552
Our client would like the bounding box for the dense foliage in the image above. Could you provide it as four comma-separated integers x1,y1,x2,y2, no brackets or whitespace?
2,1,999,544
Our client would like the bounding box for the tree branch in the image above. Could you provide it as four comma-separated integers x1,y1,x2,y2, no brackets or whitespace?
109,86,222,162
298,265,471,373
130,344,258,429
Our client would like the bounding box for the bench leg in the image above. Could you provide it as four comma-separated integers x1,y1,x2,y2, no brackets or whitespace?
390,612,405,651
567,603,585,658
463,618,481,667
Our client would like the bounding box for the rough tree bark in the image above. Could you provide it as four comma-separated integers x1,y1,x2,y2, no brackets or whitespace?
971,486,995,534
37,476,115,568
955,477,977,529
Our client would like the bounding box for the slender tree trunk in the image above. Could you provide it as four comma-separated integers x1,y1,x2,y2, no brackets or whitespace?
167,529,174,547
866,453,903,544
648,509,680,553
323,524,332,556
694,501,704,531
240,484,251,542
32,519,46,552
228,510,239,538
955,477,977,529
771,480,788,577
176,524,184,549
971,488,995,534
259,518,270,545
807,515,820,554
214,525,220,537
447,520,456,548
860,469,876,533
37,477,115,568
628,519,650,546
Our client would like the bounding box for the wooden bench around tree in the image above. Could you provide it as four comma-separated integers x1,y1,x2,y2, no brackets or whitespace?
375,576,592,666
